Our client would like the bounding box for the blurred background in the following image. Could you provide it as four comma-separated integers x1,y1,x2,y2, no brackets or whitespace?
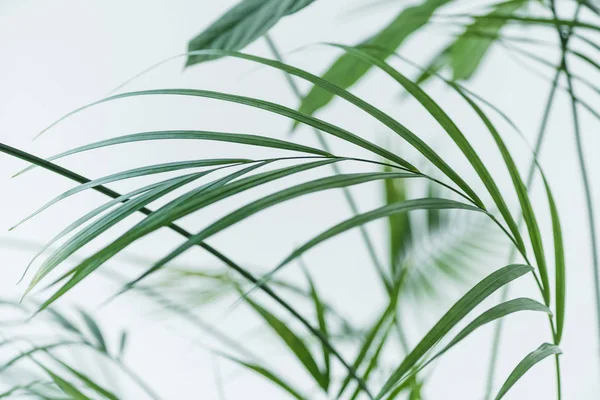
1,0,599,398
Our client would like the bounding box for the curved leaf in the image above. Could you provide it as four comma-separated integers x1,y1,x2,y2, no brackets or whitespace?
38,89,414,171
376,264,533,398
122,171,420,290
18,130,332,176
494,343,561,400
297,0,451,119
331,44,527,256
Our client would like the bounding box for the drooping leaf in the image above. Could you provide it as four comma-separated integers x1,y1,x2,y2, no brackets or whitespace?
79,310,108,354
244,297,327,390
123,171,421,290
26,173,209,295
219,352,308,400
14,159,246,228
421,298,550,370
186,0,316,66
296,0,451,121
36,362,91,400
36,159,340,310
330,44,527,256
17,129,332,176
542,175,565,342
454,85,550,304
20,179,173,283
53,358,119,400
37,89,414,171
494,343,562,400
376,264,533,398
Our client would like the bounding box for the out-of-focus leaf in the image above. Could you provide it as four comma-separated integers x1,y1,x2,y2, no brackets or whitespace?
117,331,128,360
450,0,529,81
384,165,411,274
244,297,327,390
36,362,91,400
220,352,308,400
398,210,508,304
53,358,119,400
186,0,316,66
337,303,395,398
296,0,451,122
78,310,108,354
348,322,394,400
302,264,331,390
258,198,480,289
418,0,529,86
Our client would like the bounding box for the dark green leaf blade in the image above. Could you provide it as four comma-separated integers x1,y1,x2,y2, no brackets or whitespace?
36,159,339,311
331,44,527,256
376,264,533,398
453,86,550,304
542,175,565,342
14,159,245,228
424,298,550,369
37,89,414,171
494,343,561,400
121,171,420,291
186,0,315,66
18,129,332,176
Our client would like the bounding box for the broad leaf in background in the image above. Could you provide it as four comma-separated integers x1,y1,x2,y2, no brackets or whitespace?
295,0,450,124
417,0,530,85
186,0,316,66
